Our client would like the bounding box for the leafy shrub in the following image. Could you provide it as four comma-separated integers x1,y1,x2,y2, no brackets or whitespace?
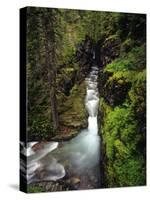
29,116,53,140
105,44,146,71
113,156,146,186
101,96,145,186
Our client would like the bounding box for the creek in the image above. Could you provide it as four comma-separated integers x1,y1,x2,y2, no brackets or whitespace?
21,66,101,190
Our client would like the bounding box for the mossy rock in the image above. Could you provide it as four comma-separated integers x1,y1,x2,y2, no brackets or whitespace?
51,128,78,141
54,81,88,140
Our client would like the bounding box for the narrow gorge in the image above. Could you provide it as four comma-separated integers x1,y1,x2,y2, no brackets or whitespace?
20,7,146,192
21,64,102,191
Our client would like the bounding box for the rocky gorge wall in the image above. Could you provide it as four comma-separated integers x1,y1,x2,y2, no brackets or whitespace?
28,36,94,142
97,37,146,187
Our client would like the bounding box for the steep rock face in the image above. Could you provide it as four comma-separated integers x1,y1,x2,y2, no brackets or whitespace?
95,36,120,67
52,82,88,141
76,36,94,79
57,68,77,96
98,71,131,107
28,65,88,141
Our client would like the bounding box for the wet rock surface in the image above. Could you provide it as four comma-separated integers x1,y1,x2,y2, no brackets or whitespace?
76,36,94,79
53,82,88,141
98,71,131,107
95,36,120,67
28,168,100,192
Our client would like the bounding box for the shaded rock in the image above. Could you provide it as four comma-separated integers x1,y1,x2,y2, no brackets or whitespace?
98,71,131,107
45,183,52,191
66,177,80,185
98,70,113,96
29,180,70,193
66,177,81,189
76,35,94,79
95,36,121,67
103,78,131,106
32,141,48,152
54,82,88,141
51,129,78,141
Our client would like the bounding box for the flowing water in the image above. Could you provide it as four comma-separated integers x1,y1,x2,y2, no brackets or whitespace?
21,66,101,190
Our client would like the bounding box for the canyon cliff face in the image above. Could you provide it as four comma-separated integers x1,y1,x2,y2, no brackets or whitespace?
96,36,146,187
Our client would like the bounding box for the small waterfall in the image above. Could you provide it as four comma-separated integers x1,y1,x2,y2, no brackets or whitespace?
20,66,100,189
85,66,99,136
93,51,95,60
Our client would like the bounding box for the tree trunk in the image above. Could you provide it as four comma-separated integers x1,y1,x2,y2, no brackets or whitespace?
42,11,59,131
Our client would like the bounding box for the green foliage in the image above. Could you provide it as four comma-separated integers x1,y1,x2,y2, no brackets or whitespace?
99,13,146,186
120,38,134,53
99,67,146,188
105,44,146,72
116,13,146,41
113,156,146,186
128,70,146,107
103,106,136,156
80,11,119,42
101,101,146,186
26,7,84,140
27,185,44,193
114,139,130,156
29,116,53,140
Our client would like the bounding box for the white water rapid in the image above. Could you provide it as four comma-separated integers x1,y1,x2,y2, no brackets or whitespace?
20,66,100,188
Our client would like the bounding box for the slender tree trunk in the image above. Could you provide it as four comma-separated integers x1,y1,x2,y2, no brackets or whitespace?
42,11,59,131
49,71,59,130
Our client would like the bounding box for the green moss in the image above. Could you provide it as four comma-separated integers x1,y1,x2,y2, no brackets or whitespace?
59,82,87,128
51,81,88,140
128,70,146,105
114,139,130,156
100,49,146,187
99,97,112,116
27,185,44,193
101,92,146,184
113,156,146,187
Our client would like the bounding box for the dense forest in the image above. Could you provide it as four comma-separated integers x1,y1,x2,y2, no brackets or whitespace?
25,7,146,192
